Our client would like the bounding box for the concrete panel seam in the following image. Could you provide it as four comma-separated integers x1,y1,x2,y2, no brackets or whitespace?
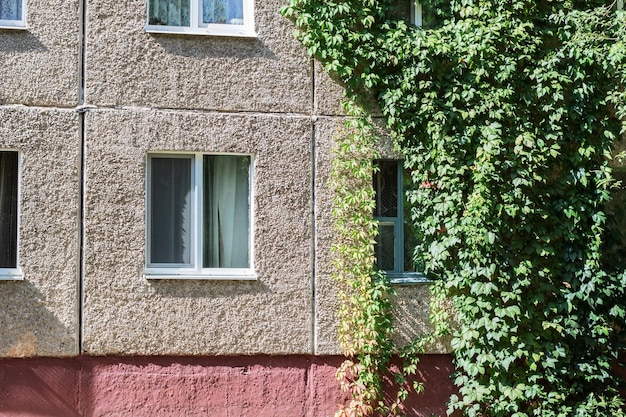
0,104,79,112
70,104,317,119
77,0,87,355
311,56,317,356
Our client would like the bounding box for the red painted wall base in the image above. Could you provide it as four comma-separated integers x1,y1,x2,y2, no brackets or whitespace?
0,354,455,417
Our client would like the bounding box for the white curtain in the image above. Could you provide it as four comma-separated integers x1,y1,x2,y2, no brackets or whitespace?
148,0,189,26
204,155,249,268
0,0,21,21
0,152,18,268
202,0,243,25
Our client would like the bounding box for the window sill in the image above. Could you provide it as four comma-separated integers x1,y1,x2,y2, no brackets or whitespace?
0,24,27,30
0,268,23,280
387,272,432,285
144,269,256,281
145,25,257,38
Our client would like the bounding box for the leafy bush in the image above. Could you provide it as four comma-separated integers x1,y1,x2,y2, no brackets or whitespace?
284,1,626,416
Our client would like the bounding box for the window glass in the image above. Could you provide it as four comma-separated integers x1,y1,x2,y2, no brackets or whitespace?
146,153,252,278
148,0,190,26
376,223,397,271
419,2,438,29
373,160,424,280
374,161,398,218
0,151,18,269
602,168,626,272
203,155,250,268
202,0,243,25
149,156,192,265
0,0,21,21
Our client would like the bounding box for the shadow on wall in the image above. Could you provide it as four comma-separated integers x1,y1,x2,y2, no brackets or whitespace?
0,358,81,417
384,355,458,417
0,281,76,357
391,284,454,353
147,277,272,299
150,34,276,60
0,30,47,53
0,280,78,416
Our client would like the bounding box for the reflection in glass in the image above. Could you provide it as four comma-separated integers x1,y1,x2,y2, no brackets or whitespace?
150,157,192,264
202,0,243,25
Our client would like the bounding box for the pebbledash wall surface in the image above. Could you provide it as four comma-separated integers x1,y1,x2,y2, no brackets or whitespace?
0,0,454,415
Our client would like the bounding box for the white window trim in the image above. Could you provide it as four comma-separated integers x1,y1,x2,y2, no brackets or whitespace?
0,0,27,30
0,267,23,280
0,149,22,281
410,1,423,27
145,0,256,37
143,152,256,280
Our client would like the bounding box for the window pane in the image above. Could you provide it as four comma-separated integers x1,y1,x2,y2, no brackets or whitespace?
148,0,190,26
374,160,398,217
202,0,243,25
603,169,626,272
375,223,396,271
404,213,420,272
203,155,250,268
149,157,192,264
0,151,18,268
420,2,438,29
0,0,21,21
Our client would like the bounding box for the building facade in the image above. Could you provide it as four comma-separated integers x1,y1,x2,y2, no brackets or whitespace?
0,0,452,415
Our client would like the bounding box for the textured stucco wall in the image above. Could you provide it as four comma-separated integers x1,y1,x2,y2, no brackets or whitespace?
0,0,437,359
79,0,318,355
85,0,311,113
82,109,313,355
0,0,80,106
0,107,80,356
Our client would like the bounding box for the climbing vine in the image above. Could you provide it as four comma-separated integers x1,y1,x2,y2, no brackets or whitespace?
328,103,427,416
284,1,626,416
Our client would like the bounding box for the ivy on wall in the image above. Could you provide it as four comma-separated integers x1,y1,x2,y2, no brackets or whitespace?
328,104,428,416
284,1,626,416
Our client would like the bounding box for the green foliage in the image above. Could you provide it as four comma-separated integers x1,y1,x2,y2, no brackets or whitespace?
284,0,626,416
328,103,427,416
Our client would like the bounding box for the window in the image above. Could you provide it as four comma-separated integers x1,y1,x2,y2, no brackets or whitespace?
0,0,26,28
373,160,427,283
0,151,21,279
602,167,626,272
145,153,254,279
410,1,438,28
410,1,423,27
146,0,255,37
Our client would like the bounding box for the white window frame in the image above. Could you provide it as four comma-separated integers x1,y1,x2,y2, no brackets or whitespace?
373,160,429,284
0,0,27,29
0,149,22,281
144,152,256,280
410,1,423,27
145,0,256,37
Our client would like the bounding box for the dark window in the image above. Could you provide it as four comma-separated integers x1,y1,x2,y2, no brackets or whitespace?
373,160,424,281
0,151,18,269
